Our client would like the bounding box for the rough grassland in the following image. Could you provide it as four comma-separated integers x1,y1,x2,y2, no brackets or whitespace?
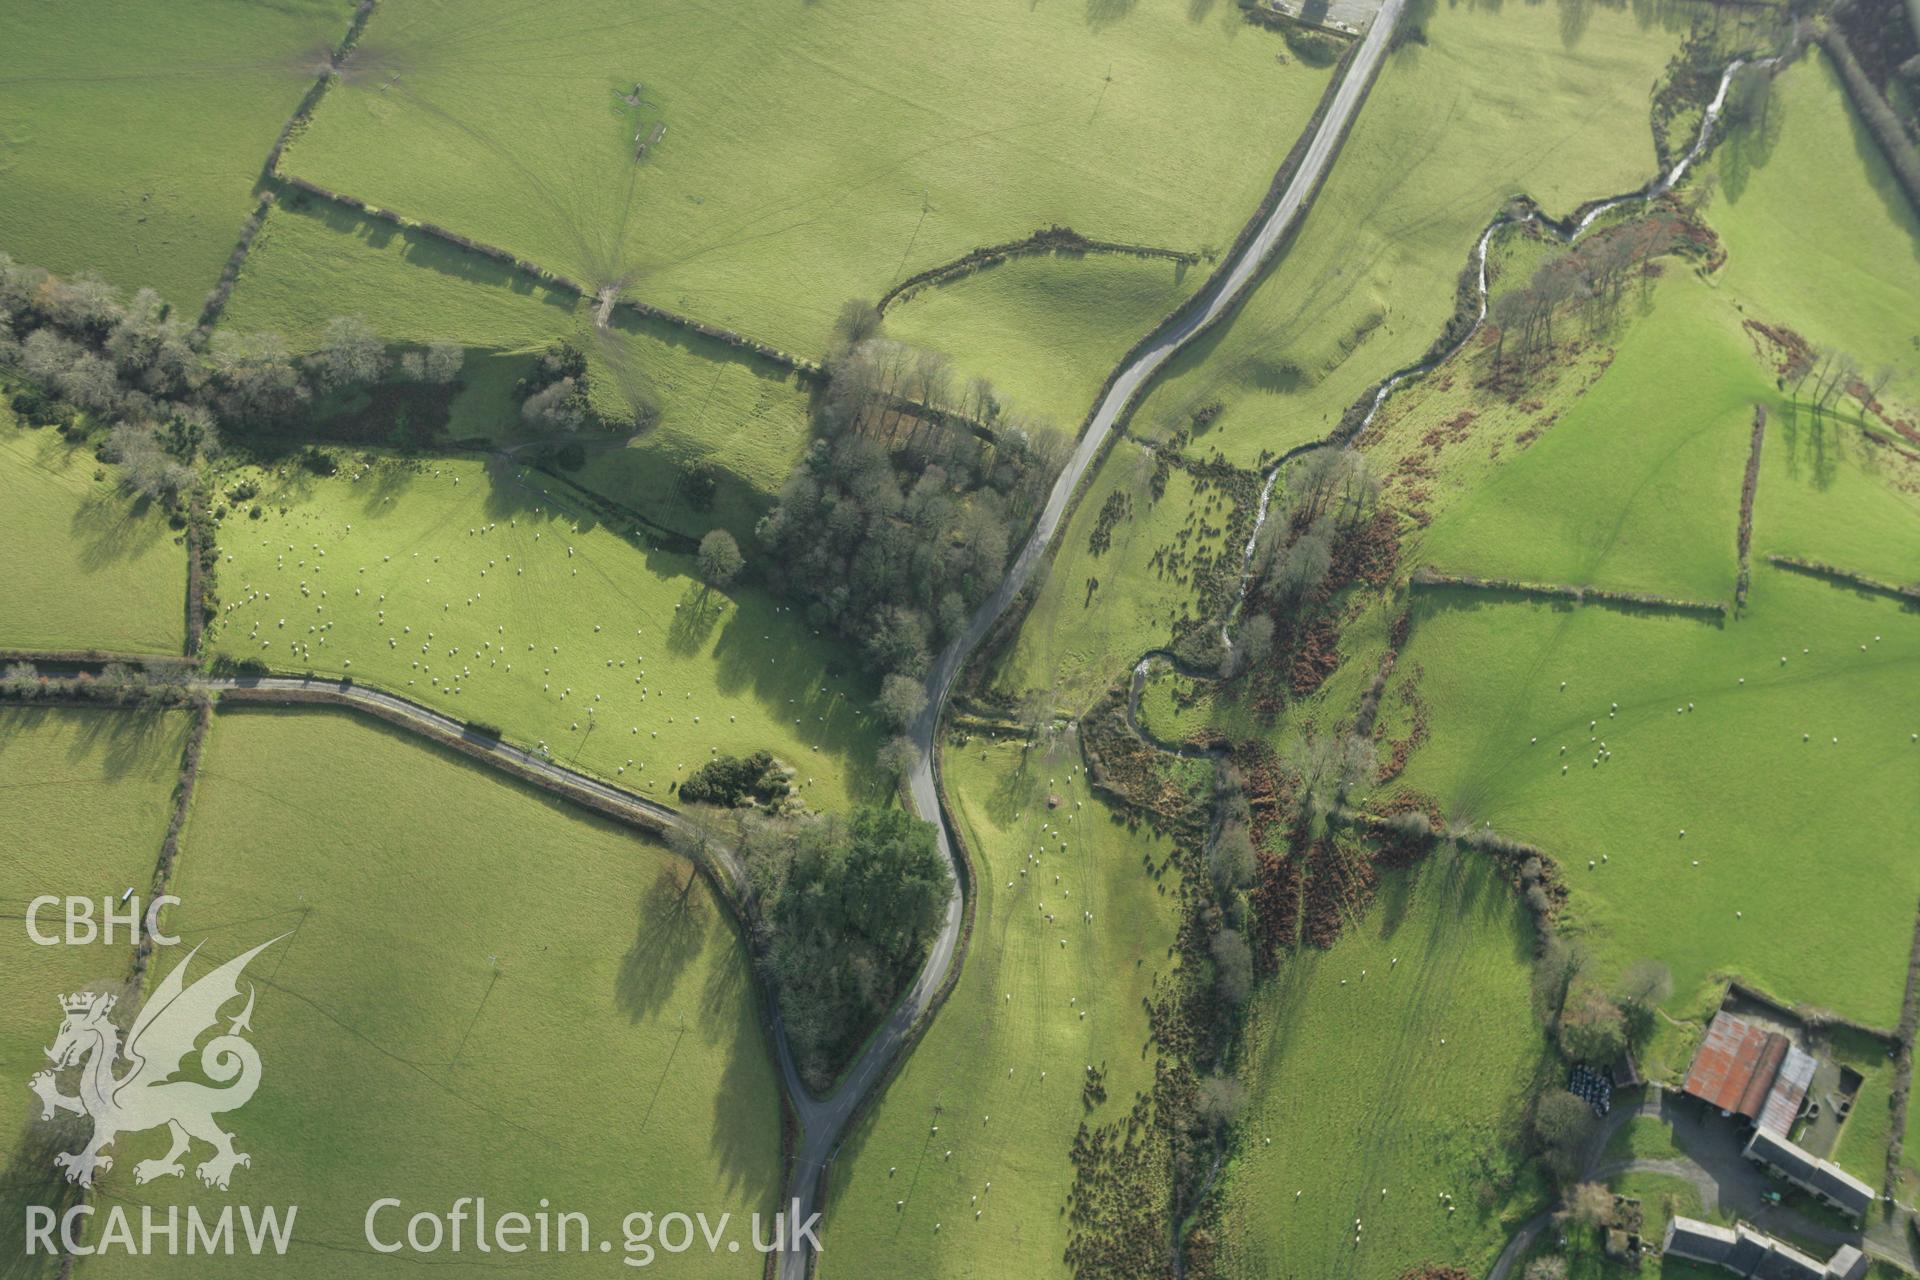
208,454,879,810
1413,275,1762,602
884,253,1198,429
284,0,1330,353
993,439,1237,711
1130,0,1691,468
0,414,186,655
220,201,816,541
1385,564,1920,1025
1219,846,1547,1280
0,707,189,1276
1709,49,1920,411
87,706,780,1278
0,0,353,311
819,734,1179,1280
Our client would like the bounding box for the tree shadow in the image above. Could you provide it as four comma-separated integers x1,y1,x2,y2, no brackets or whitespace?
1718,65,1786,206
0,1100,88,1280
66,488,164,573
1086,0,1138,29
614,862,712,1025
668,583,726,655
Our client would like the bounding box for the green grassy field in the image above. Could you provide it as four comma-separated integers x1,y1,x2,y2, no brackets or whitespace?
1752,400,1920,588
991,440,1242,710
884,251,1196,430
1412,275,1762,603
283,0,1331,355
207,453,881,810
0,706,189,1276
0,0,353,312
818,733,1180,1279
0,414,186,655
1216,845,1548,1280
221,200,817,541
1384,563,1920,1026
1128,0,1692,469
83,706,780,1277
1603,1115,1686,1166
1709,48,1920,412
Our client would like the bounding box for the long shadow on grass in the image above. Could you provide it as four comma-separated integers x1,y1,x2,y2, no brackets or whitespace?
67,488,165,573
0,1100,90,1280
0,704,182,785
284,196,586,311
616,863,712,1024
64,705,180,781
698,915,780,1201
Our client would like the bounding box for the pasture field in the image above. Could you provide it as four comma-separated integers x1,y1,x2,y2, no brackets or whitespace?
1412,275,1762,603
0,706,189,1276
283,0,1332,354
991,440,1242,711
1216,845,1548,1280
86,706,781,1278
206,453,881,810
1708,48,1920,411
0,709,188,1087
1128,0,1693,469
0,413,186,655
0,0,353,312
221,201,817,541
883,252,1197,430
1383,563,1920,1026
817,733,1180,1280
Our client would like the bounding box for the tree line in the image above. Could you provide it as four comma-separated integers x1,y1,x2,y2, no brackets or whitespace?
0,253,465,504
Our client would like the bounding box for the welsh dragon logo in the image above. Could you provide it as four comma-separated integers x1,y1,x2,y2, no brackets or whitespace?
29,937,283,1191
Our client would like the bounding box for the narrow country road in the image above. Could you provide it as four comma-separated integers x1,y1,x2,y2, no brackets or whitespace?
779,3,1407,1275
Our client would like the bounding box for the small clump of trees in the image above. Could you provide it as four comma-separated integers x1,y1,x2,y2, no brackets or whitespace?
1487,214,1697,381
513,340,644,434
675,750,791,808
682,804,950,1092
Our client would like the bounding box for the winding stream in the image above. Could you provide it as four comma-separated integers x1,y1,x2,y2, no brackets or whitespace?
1220,53,1774,646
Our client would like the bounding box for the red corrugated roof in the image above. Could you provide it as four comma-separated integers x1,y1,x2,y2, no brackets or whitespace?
1683,1012,1775,1113
1735,1033,1788,1120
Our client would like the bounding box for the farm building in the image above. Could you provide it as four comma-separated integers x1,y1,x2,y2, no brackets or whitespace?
1661,1216,1868,1278
1742,1127,1876,1221
1682,1010,1814,1134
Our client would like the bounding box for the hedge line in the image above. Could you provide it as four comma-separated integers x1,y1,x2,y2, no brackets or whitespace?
876,224,1201,313
197,192,275,335
1766,554,1920,606
132,700,211,986
1410,568,1729,619
1735,405,1766,611
261,0,378,180
273,174,823,376
1821,29,1920,220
